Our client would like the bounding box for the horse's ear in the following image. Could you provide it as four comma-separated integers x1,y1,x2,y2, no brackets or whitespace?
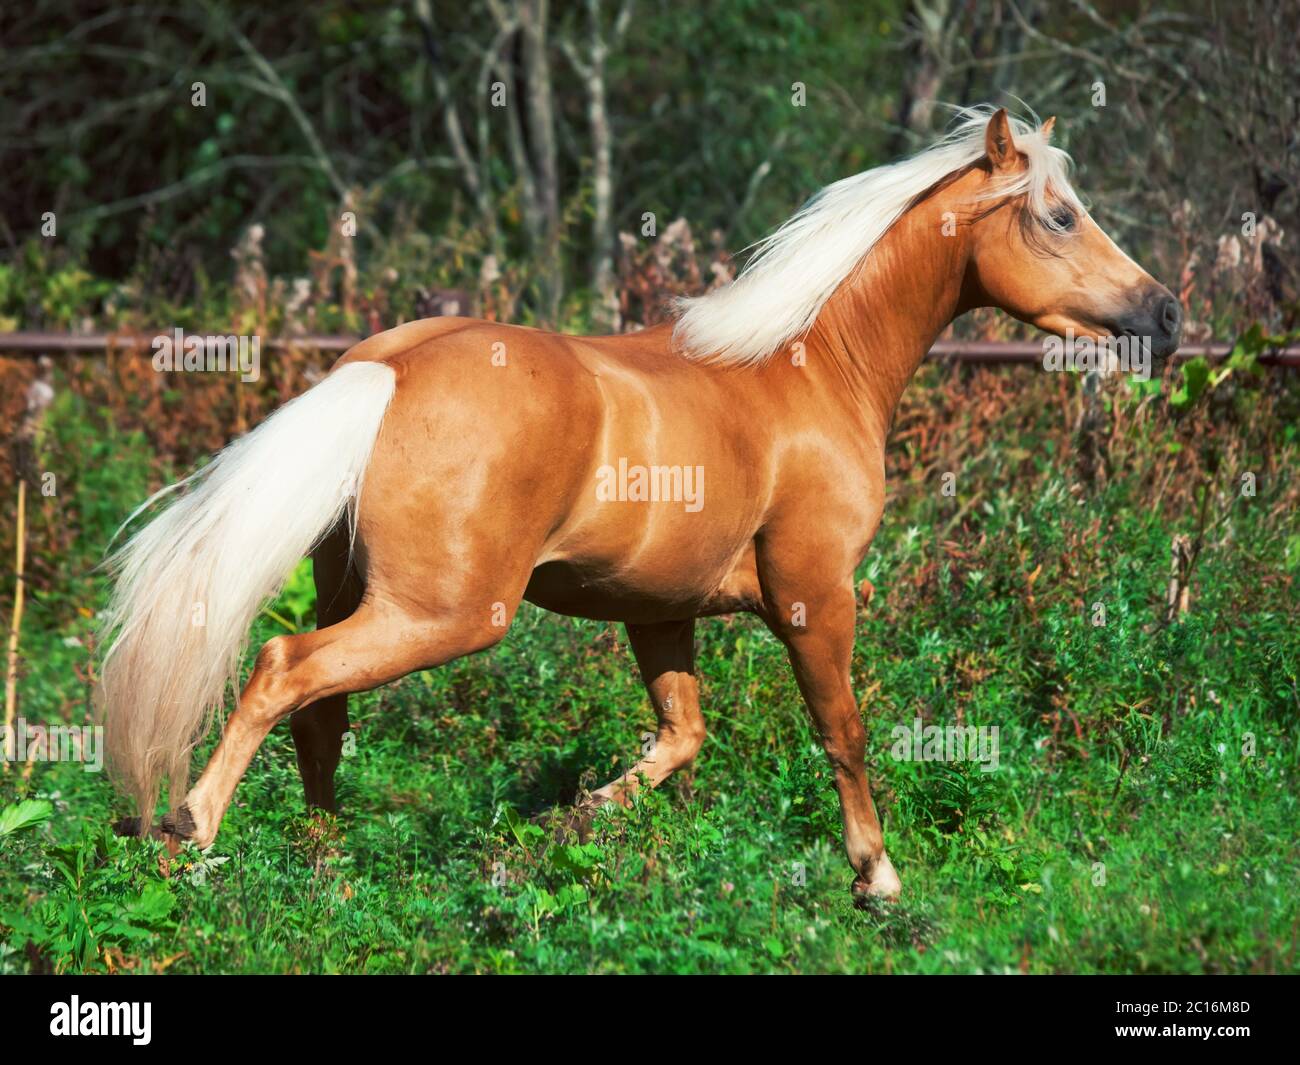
984,108,1017,171
1041,116,1057,141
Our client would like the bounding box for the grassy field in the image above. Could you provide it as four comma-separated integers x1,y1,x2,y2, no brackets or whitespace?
1,359,1297,975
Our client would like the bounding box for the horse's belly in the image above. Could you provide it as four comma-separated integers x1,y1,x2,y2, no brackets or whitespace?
524,538,761,623
523,562,687,622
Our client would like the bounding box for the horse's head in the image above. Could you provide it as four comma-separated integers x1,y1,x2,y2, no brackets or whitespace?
963,109,1182,370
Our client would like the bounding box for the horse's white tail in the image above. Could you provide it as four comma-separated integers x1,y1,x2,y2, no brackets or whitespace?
99,361,396,826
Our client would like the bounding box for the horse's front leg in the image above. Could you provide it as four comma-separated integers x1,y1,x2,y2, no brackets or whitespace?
762,574,900,903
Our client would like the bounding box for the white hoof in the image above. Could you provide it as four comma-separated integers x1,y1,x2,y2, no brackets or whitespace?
852,852,902,903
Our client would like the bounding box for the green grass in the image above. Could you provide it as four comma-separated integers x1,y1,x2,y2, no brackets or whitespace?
1,370,1297,974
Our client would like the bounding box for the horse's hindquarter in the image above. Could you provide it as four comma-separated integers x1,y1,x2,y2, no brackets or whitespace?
343,320,601,612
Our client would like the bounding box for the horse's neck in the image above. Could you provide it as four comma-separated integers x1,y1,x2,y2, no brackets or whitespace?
805,188,971,434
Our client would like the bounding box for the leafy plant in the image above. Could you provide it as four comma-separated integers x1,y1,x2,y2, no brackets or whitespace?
2,826,177,973
0,799,53,840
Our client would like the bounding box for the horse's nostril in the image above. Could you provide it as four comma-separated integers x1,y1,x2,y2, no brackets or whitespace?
1160,297,1182,336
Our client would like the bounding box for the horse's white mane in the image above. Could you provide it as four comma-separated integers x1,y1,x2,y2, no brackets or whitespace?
672,105,1082,366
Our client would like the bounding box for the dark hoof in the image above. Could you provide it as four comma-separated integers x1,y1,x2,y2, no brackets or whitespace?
113,816,165,840
111,816,174,847
113,816,143,838
160,803,196,840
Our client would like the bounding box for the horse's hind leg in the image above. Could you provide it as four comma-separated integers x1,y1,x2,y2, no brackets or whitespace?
289,527,364,811
589,618,705,807
163,601,510,849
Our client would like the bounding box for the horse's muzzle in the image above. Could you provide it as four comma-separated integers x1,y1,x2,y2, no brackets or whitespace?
1110,286,1183,360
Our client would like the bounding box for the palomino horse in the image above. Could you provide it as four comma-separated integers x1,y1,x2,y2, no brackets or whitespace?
102,108,1181,902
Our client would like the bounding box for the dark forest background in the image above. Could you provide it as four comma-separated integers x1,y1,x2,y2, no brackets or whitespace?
1,0,1296,341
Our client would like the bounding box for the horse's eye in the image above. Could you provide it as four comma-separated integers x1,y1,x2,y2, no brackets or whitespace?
1049,207,1076,232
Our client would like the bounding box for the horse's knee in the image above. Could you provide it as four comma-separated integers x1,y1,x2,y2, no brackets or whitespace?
245,634,317,720
253,633,302,675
